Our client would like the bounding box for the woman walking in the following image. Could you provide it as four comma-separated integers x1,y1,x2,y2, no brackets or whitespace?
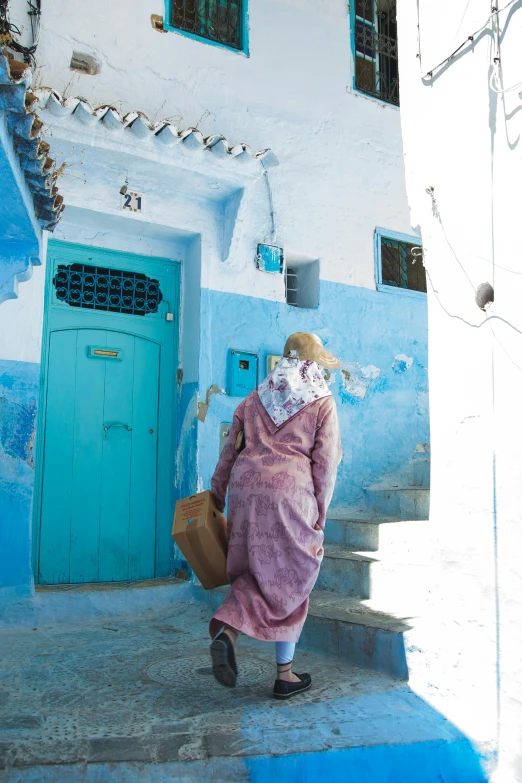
209,333,342,700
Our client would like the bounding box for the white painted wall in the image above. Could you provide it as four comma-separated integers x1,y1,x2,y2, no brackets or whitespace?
7,0,413,295
0,236,47,364
397,1,522,778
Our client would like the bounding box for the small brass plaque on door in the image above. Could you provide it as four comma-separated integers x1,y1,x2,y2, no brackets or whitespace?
94,349,118,357
88,347,123,360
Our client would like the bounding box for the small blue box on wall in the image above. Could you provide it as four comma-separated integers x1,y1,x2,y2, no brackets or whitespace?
227,350,258,398
256,244,284,274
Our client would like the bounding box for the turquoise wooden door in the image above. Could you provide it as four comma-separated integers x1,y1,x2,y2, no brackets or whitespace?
36,242,179,584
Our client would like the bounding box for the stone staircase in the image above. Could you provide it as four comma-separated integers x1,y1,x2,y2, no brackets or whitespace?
202,451,431,682
299,448,431,680
197,448,432,681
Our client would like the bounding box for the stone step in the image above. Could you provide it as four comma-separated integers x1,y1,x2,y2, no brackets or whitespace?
316,546,376,598
199,585,411,680
323,516,433,616
325,510,406,550
364,485,430,520
304,590,411,680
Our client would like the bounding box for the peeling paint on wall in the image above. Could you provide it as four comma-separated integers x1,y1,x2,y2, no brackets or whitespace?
339,362,381,403
0,397,36,465
392,354,413,374
0,359,40,591
415,382,429,420
197,384,223,423
323,369,334,386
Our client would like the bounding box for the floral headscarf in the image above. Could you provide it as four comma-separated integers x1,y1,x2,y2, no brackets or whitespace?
257,356,331,428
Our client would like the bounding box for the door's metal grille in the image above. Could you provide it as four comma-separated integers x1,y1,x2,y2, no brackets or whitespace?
354,0,399,106
53,263,163,316
170,0,242,50
381,238,426,293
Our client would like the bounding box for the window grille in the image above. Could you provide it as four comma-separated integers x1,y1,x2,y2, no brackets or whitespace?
354,0,399,106
380,237,426,293
53,263,163,316
285,267,299,307
170,0,243,51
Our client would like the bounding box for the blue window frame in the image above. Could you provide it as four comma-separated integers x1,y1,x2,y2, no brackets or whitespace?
351,0,399,106
164,0,248,54
374,228,426,298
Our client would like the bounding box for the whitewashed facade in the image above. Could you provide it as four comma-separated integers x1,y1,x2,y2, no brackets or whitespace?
397,1,522,778
1,1,429,613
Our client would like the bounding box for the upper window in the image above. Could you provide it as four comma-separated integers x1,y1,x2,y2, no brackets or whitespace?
167,0,246,52
375,228,426,296
353,0,399,106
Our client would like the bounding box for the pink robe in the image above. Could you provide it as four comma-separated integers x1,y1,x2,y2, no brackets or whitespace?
209,391,342,643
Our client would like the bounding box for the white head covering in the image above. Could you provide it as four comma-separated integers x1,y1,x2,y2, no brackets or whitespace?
257,355,331,428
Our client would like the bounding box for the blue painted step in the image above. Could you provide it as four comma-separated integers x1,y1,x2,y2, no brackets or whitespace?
304,590,410,680
198,585,410,680
316,547,375,598
364,485,430,520
325,512,402,550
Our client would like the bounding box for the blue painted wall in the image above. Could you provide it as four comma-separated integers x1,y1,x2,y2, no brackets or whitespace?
198,280,429,508
0,359,39,593
0,278,428,591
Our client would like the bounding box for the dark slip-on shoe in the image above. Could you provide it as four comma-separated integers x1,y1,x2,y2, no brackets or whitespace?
273,673,312,700
210,632,238,688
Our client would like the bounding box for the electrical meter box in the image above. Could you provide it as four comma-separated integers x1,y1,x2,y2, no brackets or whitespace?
227,350,258,398
256,244,284,274
266,355,282,375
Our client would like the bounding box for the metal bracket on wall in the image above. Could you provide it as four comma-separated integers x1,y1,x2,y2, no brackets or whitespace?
220,422,233,453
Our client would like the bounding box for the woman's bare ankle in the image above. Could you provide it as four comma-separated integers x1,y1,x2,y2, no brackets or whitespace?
276,663,300,683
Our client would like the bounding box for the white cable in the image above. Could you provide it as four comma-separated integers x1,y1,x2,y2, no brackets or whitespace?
418,0,518,81
264,170,277,244
489,64,522,94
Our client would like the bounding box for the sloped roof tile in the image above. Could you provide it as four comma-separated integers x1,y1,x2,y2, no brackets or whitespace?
0,52,64,231
36,90,279,169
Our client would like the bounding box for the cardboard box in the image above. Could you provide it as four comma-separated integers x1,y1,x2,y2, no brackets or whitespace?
172,491,229,590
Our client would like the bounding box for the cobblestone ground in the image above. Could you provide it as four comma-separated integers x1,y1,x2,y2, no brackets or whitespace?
0,599,468,782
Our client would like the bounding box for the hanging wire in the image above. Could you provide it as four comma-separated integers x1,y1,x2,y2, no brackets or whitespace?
420,190,522,340
489,2,522,94
417,0,518,81
0,0,41,66
424,260,522,337
263,169,277,244
425,187,477,293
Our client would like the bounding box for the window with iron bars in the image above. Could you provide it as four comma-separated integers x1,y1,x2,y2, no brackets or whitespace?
168,0,244,51
375,229,426,295
353,0,399,106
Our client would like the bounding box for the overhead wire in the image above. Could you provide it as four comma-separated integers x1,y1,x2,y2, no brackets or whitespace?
416,4,522,364
417,0,518,81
